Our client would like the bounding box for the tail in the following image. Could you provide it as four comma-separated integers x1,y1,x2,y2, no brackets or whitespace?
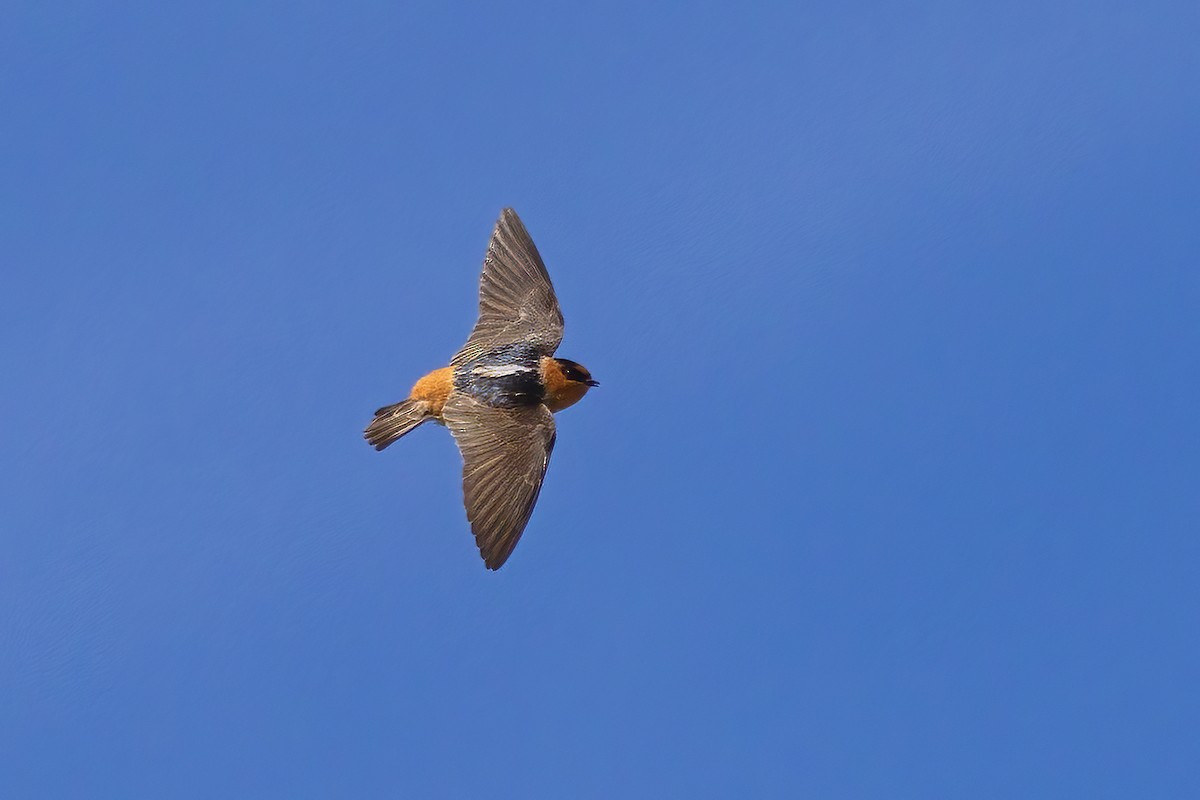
364,399,431,450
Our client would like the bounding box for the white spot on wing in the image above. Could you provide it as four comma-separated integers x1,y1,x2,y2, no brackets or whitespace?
472,364,534,378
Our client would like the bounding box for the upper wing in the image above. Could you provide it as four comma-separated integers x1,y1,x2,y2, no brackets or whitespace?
442,392,557,570
451,208,564,367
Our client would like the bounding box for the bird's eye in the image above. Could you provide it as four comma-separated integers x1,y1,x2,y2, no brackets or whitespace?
556,359,593,384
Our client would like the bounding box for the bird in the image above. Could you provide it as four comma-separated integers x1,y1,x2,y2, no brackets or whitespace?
364,208,598,570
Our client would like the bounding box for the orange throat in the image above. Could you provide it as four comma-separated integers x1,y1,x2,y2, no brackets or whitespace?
541,357,591,412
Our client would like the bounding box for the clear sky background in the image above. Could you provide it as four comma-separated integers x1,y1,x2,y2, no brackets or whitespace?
3,2,1198,797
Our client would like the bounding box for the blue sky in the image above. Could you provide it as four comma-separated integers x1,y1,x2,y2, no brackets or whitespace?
2,2,1198,796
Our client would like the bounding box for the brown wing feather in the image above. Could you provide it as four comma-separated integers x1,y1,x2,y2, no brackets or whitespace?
442,393,557,570
451,208,565,366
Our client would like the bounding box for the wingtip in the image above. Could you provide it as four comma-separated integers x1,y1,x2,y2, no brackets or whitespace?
478,541,514,571
482,548,509,571
498,207,524,228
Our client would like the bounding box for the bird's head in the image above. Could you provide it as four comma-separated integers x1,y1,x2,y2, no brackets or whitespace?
555,358,599,388
546,358,598,412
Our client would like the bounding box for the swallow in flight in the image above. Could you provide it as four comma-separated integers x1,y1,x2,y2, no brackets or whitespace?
364,208,598,570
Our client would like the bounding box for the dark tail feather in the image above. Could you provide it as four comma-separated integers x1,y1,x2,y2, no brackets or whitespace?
364,399,430,450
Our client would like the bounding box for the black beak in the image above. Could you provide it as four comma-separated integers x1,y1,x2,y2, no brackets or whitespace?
586,379,600,387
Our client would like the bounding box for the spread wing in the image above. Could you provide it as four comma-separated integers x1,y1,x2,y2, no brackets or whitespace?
442,393,557,570
451,208,564,367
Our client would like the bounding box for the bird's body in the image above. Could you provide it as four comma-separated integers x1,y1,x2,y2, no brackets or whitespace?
364,209,597,570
